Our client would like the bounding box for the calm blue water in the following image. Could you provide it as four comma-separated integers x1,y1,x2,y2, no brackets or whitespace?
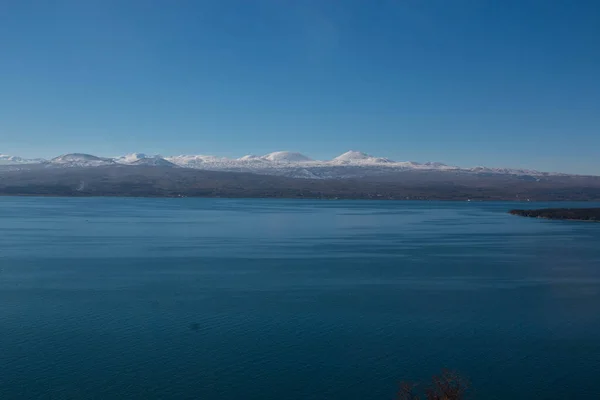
1,198,600,399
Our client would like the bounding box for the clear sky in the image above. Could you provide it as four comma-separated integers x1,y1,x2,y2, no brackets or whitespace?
1,0,599,173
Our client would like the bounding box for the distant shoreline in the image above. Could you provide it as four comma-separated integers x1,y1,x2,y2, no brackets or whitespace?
2,165,600,201
509,208,600,222
1,193,599,203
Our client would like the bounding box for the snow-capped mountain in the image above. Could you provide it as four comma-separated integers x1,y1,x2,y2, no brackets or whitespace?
50,153,115,167
238,155,263,162
165,155,230,168
261,151,313,163
160,150,556,179
175,151,313,165
0,150,566,179
115,153,176,167
332,151,393,164
131,157,177,167
114,153,151,164
0,154,46,165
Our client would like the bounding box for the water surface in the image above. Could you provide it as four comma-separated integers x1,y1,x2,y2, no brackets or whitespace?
1,198,600,399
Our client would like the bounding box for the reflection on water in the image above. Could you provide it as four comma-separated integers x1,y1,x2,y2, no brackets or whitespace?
1,198,600,399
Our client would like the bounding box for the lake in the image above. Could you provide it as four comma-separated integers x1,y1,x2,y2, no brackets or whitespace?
1,198,600,399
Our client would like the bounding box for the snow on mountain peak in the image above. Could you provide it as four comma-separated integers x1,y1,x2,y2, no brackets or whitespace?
115,153,150,164
333,151,393,164
334,151,370,161
423,161,448,167
238,155,263,161
50,153,115,167
131,157,176,167
165,154,225,168
261,151,313,162
114,153,171,165
0,154,45,165
0,150,553,178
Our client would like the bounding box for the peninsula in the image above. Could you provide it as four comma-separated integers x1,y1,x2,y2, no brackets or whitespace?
510,208,600,221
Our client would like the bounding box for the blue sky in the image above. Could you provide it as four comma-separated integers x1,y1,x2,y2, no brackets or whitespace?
1,0,599,173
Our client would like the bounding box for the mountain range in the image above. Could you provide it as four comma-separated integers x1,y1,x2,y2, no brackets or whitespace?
0,150,566,178
1,151,599,200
